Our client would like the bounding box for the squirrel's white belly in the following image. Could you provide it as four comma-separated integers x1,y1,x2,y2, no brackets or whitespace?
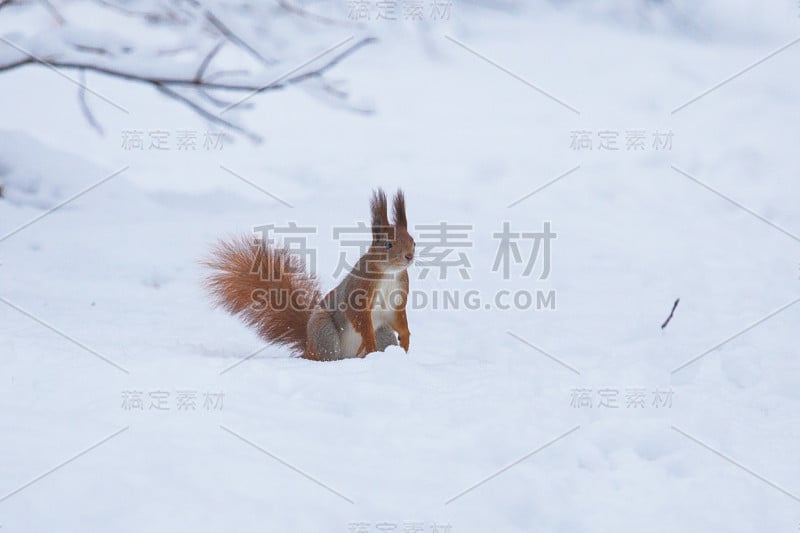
371,276,402,328
341,278,403,357
341,323,362,356
340,276,402,356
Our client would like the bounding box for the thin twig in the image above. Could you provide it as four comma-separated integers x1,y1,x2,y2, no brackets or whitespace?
91,0,176,23
0,0,376,138
38,0,65,24
195,40,225,82
77,69,104,134
277,0,360,28
196,87,236,108
661,298,680,329
0,37,375,93
153,83,262,142
202,7,277,66
204,68,251,82
72,43,112,56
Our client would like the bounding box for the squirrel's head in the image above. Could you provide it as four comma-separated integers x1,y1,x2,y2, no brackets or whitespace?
369,188,415,273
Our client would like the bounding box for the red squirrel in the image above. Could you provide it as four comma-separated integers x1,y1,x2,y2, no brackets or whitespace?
204,189,415,361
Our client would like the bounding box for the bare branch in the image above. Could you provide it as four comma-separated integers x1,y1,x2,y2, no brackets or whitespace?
155,45,194,57
0,37,376,94
277,0,361,28
279,36,376,85
91,0,184,24
201,8,277,66
196,86,255,109
0,0,377,139
38,0,65,24
195,40,224,83
153,83,262,142
197,68,256,109
204,68,251,81
72,43,112,56
77,69,104,134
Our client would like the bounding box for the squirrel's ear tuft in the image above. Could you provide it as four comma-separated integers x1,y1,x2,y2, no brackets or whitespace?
392,189,407,228
370,188,389,230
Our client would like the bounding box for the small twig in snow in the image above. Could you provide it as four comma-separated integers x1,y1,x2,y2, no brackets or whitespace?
661,298,680,329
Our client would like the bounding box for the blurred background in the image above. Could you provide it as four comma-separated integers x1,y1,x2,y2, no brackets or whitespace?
1,1,799,532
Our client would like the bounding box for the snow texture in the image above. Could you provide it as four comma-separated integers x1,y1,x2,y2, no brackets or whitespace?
0,1,799,532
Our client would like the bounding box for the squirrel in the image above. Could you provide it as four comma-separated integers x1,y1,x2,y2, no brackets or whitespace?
204,188,415,361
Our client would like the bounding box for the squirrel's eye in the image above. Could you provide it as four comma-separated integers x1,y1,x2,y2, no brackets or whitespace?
385,242,393,249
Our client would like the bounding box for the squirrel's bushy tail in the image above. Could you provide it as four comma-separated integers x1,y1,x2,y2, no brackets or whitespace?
203,236,321,355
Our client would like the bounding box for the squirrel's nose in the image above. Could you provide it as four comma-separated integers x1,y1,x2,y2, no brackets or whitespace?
405,254,414,261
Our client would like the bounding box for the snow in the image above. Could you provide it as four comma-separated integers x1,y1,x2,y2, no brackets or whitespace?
1,2,799,532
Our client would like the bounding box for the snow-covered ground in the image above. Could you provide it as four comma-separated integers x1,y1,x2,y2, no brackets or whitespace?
1,2,799,531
